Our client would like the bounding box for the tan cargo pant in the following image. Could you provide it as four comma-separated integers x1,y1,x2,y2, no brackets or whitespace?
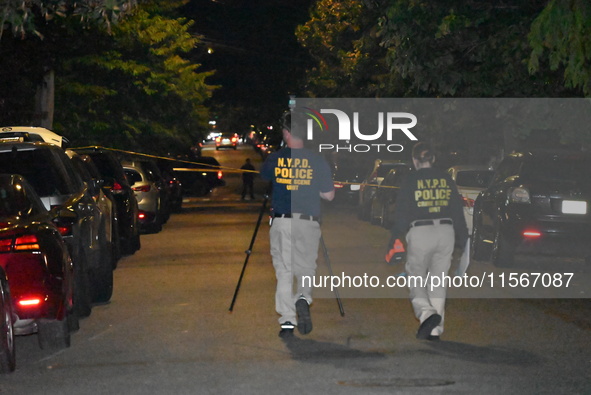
405,222,455,336
270,217,321,325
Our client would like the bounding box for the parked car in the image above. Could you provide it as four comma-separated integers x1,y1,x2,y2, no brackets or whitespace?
73,147,140,256
0,126,68,147
0,142,116,316
257,133,283,159
369,166,412,228
122,160,167,234
471,150,591,267
67,150,120,269
0,266,14,373
358,159,411,220
0,174,77,350
447,165,494,234
327,153,366,205
155,158,183,212
215,132,238,150
173,156,224,196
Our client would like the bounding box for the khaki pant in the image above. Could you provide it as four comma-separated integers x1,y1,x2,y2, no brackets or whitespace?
270,217,321,325
405,223,454,336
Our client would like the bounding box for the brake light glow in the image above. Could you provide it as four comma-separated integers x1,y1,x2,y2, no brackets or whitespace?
462,196,475,208
138,212,146,220
18,298,41,307
334,182,344,189
57,225,72,236
14,235,40,250
112,181,124,192
0,239,12,252
523,230,541,238
132,185,151,192
217,171,223,180
231,137,238,143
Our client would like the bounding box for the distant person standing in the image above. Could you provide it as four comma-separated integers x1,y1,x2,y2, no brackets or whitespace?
260,112,335,338
240,158,256,200
389,142,468,341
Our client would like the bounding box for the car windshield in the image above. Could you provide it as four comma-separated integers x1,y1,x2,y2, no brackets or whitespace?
455,170,493,188
522,157,591,184
0,150,70,196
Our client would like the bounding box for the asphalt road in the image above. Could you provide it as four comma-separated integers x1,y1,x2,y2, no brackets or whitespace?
1,143,589,394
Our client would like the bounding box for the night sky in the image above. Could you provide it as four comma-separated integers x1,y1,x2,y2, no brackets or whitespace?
181,0,314,127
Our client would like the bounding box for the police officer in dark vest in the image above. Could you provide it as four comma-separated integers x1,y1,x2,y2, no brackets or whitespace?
260,112,335,338
388,142,468,340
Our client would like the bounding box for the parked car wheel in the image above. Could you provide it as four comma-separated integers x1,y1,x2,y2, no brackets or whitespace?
470,213,491,262
191,179,209,197
0,279,15,373
73,248,92,318
67,309,80,333
491,226,515,268
37,318,70,350
90,222,114,304
369,200,383,226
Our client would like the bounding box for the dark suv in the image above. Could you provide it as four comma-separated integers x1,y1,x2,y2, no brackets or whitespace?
0,142,114,316
472,150,591,266
73,147,140,256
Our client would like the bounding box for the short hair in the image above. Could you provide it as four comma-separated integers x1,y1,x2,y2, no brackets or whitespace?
412,142,435,164
281,111,306,140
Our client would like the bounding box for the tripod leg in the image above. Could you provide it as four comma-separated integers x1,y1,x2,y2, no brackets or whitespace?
320,235,345,317
229,193,269,312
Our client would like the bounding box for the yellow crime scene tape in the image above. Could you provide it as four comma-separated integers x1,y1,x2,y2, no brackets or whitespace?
73,146,398,189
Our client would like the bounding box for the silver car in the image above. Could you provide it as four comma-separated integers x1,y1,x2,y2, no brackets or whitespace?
447,165,494,234
122,161,163,233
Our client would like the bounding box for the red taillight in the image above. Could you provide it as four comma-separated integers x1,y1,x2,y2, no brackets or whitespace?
523,230,541,238
132,185,151,192
217,170,223,180
112,181,124,193
18,298,42,307
57,225,72,236
231,137,238,143
462,196,475,208
0,238,12,252
14,234,40,250
334,182,344,189
0,235,41,252
138,212,146,220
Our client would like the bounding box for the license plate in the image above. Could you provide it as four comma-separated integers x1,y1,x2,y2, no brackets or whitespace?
562,200,587,214
350,184,360,191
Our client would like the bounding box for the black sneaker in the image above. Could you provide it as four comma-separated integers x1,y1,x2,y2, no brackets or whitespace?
279,322,295,338
296,298,312,335
416,314,442,340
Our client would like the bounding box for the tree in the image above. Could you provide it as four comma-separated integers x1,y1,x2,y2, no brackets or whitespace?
0,0,138,40
296,0,390,97
528,0,591,96
54,3,217,153
0,0,141,128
